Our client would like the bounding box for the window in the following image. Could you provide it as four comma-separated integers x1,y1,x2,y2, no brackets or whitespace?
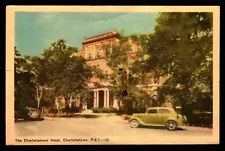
158,109,170,114
140,56,145,61
147,109,157,114
105,49,108,57
88,53,92,59
152,78,159,84
129,46,134,52
96,51,101,58
96,61,100,67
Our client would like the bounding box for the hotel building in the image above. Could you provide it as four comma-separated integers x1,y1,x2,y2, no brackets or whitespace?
77,31,166,110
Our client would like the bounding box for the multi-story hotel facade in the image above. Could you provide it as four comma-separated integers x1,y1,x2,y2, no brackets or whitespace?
76,31,166,110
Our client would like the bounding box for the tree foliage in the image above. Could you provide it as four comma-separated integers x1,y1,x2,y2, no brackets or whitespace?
15,39,98,114
101,32,153,114
39,40,92,107
14,47,36,112
138,13,213,113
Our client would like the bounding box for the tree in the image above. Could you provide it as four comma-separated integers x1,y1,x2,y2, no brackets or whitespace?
24,54,50,109
40,88,55,108
39,39,93,111
14,47,36,112
101,31,153,114
139,13,213,113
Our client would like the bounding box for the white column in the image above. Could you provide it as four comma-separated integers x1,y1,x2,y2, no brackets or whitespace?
107,90,110,107
104,90,107,107
94,91,97,107
96,90,99,107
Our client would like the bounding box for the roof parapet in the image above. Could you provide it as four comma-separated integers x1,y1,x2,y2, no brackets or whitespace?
82,31,119,45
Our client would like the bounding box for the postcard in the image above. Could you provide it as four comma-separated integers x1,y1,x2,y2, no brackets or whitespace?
6,6,220,145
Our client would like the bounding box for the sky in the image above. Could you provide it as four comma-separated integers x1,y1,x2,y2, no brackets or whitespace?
15,12,159,56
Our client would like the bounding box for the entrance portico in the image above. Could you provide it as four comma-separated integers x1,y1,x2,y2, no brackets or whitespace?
94,88,110,108
85,88,113,110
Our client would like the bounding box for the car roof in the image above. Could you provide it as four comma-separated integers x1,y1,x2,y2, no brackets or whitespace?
147,107,174,110
28,108,40,111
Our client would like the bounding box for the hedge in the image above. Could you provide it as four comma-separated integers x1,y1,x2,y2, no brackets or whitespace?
92,107,118,113
44,113,100,118
186,111,212,127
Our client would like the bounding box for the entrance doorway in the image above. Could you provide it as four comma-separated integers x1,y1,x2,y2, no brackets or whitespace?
99,90,104,108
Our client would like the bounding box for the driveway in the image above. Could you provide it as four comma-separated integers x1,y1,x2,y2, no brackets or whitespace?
14,115,216,144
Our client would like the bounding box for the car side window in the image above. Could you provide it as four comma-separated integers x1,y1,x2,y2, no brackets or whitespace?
147,109,157,114
158,109,170,113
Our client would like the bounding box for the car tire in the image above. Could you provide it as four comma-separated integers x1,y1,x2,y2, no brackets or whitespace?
166,120,177,131
130,120,139,128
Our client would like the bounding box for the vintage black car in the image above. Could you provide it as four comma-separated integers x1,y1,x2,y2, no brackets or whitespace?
15,107,44,121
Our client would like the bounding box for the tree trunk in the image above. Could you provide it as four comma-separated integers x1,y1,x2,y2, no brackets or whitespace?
69,95,73,108
64,95,71,113
33,85,43,108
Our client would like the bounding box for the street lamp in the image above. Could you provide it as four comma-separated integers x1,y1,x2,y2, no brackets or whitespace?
118,68,130,97
122,89,128,96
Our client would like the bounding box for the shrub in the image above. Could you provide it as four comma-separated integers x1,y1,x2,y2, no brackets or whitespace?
48,107,58,114
92,107,118,113
109,106,117,113
92,107,100,113
68,105,81,113
101,107,108,113
186,110,212,126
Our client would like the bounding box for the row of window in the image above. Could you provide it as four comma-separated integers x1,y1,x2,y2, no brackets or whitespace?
88,51,103,59
88,62,108,75
87,46,134,60
86,41,110,49
88,62,100,67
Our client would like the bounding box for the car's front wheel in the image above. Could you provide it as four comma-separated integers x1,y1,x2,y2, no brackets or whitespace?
166,120,177,131
130,120,139,128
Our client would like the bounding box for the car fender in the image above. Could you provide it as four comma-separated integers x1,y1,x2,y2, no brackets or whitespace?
130,117,146,125
165,117,177,124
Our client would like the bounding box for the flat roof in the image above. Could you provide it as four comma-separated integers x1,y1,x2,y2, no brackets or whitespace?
147,107,175,110
82,31,118,45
